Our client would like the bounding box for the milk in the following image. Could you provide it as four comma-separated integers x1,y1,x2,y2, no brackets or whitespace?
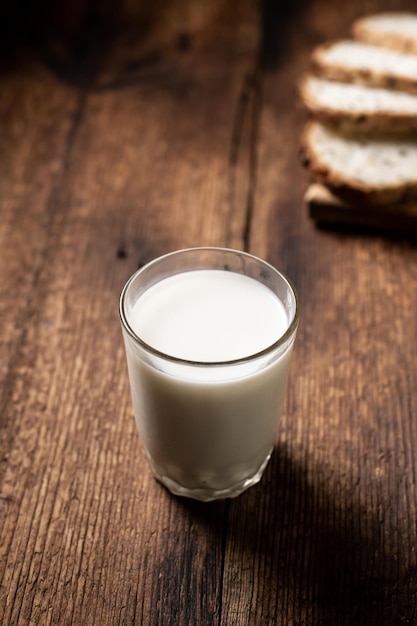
129,270,288,362
120,251,299,501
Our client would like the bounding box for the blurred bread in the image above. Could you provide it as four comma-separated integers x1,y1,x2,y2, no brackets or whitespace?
305,183,417,233
299,74,417,133
311,39,417,95
300,121,417,205
353,12,417,55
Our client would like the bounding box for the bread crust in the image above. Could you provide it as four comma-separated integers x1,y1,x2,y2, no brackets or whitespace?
311,40,417,95
300,121,417,205
298,74,417,134
353,13,417,55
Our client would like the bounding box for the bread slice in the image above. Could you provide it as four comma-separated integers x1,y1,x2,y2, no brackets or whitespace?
311,39,417,95
305,183,417,233
300,121,417,205
353,12,417,55
299,75,417,133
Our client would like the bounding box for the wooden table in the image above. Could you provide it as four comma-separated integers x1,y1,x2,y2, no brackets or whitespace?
1,0,417,623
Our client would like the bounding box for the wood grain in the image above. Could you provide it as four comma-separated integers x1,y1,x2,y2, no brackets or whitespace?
1,0,417,624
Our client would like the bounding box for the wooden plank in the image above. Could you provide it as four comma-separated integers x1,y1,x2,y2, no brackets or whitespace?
0,64,78,386
221,0,417,624
0,65,84,593
0,2,261,624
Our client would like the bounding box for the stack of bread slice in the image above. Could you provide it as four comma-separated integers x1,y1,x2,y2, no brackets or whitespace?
300,12,417,233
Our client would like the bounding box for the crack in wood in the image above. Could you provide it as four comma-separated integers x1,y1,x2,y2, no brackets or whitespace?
228,68,263,252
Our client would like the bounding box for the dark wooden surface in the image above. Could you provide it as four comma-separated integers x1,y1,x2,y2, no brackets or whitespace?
1,1,417,624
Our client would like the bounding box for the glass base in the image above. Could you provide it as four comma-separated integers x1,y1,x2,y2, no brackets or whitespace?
151,453,272,502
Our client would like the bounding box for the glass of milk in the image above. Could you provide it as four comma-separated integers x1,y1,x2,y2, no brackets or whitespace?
120,247,299,501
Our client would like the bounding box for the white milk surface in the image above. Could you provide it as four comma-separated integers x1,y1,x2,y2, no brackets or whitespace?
129,269,289,361
123,269,296,499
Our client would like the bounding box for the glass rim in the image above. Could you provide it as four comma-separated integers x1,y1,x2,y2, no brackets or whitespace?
119,246,300,367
